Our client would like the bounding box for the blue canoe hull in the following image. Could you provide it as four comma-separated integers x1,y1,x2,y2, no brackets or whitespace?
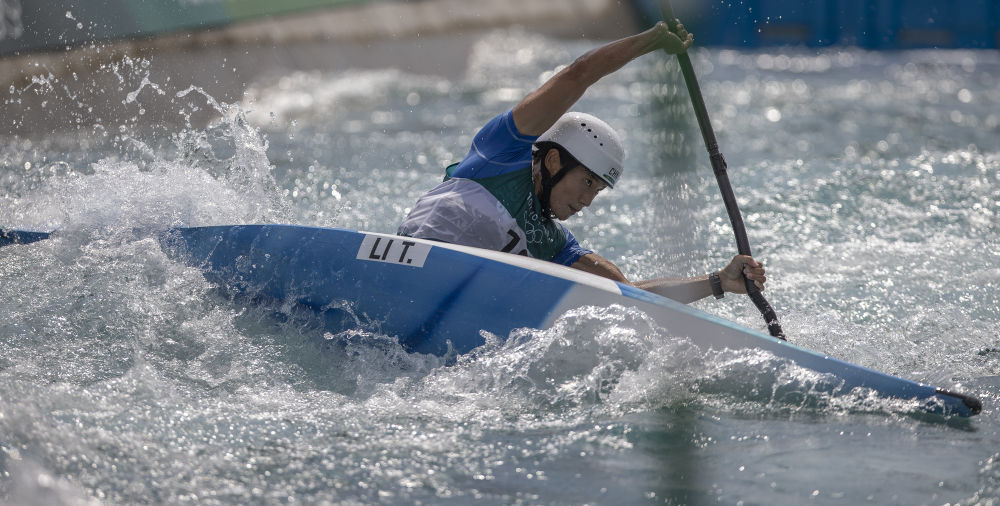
156,224,980,417
0,229,51,247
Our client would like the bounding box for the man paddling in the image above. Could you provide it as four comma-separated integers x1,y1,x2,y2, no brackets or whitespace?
399,20,766,304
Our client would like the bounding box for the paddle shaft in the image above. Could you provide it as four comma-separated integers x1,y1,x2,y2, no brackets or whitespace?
659,1,786,340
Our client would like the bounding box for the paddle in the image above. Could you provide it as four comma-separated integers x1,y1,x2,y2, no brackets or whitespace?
658,0,786,340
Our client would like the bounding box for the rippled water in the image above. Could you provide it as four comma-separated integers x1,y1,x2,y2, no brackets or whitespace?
2,29,999,505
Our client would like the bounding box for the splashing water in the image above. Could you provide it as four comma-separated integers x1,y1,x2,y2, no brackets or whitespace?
2,29,1000,505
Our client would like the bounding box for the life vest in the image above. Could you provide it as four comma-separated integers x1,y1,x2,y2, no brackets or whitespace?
397,165,568,261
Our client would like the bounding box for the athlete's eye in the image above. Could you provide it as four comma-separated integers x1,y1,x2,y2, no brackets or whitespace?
585,178,593,187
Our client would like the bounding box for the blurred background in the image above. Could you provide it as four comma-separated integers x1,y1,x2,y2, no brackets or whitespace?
3,0,996,134
4,0,997,57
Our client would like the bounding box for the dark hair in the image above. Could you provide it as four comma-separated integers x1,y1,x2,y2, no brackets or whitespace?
532,141,582,171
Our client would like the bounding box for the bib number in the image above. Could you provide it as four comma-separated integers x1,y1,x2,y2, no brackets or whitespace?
501,229,528,256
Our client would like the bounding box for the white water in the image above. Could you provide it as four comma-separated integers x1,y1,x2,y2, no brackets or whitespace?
2,30,999,504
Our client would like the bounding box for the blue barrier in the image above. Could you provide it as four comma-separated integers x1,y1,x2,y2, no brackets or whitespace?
632,0,999,48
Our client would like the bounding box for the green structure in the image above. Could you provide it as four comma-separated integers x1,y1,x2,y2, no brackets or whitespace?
0,0,379,56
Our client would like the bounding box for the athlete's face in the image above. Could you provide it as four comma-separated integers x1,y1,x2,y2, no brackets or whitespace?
549,165,607,220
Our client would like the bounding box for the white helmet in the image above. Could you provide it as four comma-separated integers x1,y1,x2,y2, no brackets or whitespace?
536,112,625,188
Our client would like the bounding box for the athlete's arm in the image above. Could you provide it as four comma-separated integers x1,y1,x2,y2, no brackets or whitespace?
570,252,629,282
570,253,766,304
511,21,692,136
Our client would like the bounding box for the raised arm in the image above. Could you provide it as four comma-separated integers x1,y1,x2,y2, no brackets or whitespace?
512,21,692,136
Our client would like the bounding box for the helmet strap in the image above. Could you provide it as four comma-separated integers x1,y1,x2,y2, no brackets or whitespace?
537,157,572,220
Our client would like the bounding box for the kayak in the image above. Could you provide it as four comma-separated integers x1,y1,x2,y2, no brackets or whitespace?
161,224,982,417
1,224,983,416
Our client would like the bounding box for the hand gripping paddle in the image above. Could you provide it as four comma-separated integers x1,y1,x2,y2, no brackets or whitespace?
659,0,786,340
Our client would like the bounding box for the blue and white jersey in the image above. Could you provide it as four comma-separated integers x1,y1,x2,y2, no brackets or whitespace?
398,110,592,266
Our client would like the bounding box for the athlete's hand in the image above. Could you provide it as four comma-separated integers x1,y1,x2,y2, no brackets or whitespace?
653,20,693,54
719,255,766,293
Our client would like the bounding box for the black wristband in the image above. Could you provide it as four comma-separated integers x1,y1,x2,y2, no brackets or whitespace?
709,271,724,299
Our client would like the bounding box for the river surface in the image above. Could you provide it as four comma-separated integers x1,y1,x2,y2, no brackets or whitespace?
2,27,1000,505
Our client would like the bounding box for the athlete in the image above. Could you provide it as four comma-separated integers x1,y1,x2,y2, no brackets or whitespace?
399,20,767,304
